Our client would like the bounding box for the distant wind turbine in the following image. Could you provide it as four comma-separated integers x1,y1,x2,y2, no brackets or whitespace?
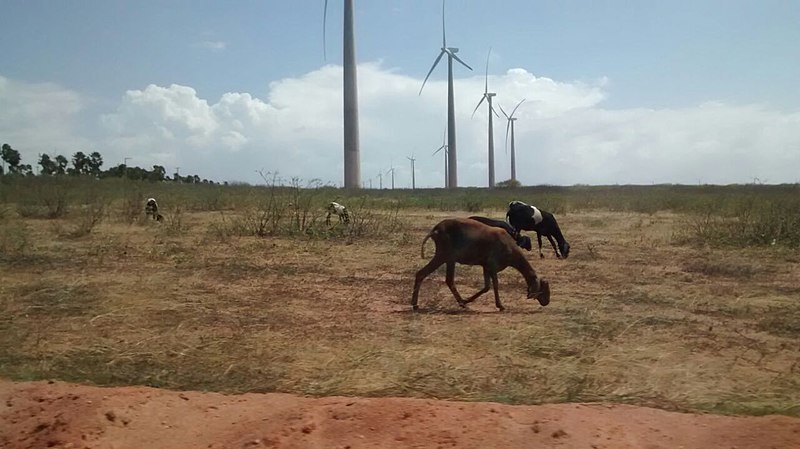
385,165,396,189
472,47,500,188
432,128,449,188
323,0,360,189
407,154,416,190
499,99,525,183
419,0,472,189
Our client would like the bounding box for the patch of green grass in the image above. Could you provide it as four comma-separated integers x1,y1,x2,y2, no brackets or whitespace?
683,259,761,278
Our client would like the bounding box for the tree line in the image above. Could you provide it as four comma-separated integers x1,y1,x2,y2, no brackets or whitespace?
1,143,216,184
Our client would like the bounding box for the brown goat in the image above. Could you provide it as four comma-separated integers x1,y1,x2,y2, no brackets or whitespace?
411,218,551,311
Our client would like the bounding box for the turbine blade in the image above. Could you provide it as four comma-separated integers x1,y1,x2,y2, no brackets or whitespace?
419,51,446,95
498,103,509,119
505,119,511,155
323,0,328,61
490,104,500,118
451,52,473,71
433,144,446,155
441,0,446,47
510,98,526,118
471,95,486,118
484,47,491,93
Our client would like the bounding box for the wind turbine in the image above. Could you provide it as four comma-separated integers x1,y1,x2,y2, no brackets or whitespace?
432,128,449,188
406,154,416,190
323,0,360,189
385,165,395,189
419,0,472,189
377,170,383,189
499,99,525,184
472,47,500,188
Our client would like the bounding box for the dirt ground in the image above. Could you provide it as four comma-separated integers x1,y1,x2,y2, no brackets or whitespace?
2,379,799,449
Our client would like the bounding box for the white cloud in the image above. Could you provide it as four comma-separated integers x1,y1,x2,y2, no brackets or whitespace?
1,67,799,186
197,41,227,51
0,75,92,154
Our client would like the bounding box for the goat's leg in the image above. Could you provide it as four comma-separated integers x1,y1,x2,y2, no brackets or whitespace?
490,271,504,311
411,257,444,311
325,212,332,225
462,267,492,305
445,262,468,307
546,235,561,258
537,233,545,258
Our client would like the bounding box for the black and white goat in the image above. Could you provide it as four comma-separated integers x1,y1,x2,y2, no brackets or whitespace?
145,198,164,222
326,201,350,225
506,201,570,259
468,216,532,251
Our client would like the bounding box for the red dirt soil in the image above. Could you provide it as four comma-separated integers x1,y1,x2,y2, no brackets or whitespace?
2,379,799,449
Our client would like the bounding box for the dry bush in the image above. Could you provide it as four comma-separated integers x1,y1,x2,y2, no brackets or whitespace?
678,203,800,248
119,187,144,224
0,219,31,259
15,181,70,219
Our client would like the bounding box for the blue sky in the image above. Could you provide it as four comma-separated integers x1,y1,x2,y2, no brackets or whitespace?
1,1,799,186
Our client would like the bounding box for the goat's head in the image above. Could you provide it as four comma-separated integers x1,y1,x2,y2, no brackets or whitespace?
517,235,532,251
146,198,157,207
559,241,570,259
527,278,550,306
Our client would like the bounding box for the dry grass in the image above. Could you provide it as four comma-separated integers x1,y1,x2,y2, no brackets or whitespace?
1,208,798,417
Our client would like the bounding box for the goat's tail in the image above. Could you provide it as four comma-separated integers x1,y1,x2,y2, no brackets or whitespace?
420,229,437,259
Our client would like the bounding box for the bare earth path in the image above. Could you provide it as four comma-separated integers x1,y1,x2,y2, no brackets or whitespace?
2,379,799,449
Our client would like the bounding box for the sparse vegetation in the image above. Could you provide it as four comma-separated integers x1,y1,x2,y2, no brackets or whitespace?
0,176,798,417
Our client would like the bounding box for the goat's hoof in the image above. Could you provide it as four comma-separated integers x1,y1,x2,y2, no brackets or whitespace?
497,306,505,312
539,254,545,259
412,305,419,312
457,301,467,308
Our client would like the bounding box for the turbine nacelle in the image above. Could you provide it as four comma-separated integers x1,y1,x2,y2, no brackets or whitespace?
498,99,526,153
419,1,472,96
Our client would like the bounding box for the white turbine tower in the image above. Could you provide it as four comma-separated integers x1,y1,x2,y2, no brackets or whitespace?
324,0,360,189
385,164,396,189
499,99,525,184
432,128,449,188
407,154,416,190
472,47,500,188
419,0,472,189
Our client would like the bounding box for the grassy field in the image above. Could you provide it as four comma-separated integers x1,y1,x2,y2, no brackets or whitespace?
1,177,799,416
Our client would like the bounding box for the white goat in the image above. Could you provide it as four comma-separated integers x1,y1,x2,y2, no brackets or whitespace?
145,198,163,222
326,201,350,225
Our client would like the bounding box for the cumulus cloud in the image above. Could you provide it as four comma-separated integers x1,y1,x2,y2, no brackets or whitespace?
2,67,799,186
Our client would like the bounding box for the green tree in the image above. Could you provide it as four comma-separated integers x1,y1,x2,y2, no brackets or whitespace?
54,155,68,175
17,164,33,176
150,165,166,182
1,143,22,173
497,179,522,189
88,151,103,176
69,151,89,175
39,154,58,175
